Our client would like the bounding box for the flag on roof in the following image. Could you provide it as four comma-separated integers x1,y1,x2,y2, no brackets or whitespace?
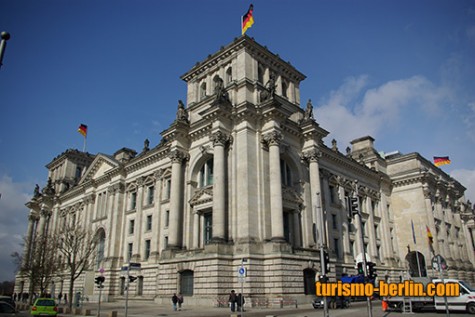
433,156,451,167
78,124,88,137
242,4,254,35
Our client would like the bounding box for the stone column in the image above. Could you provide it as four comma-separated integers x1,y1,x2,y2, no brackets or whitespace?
107,183,124,265
150,171,162,261
210,131,229,242
338,185,352,262
379,193,395,264
302,148,322,247
366,196,378,260
263,131,285,242
22,212,39,269
168,150,187,248
133,178,144,260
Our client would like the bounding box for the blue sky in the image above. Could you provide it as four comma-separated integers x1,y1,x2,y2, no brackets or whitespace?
0,0,474,281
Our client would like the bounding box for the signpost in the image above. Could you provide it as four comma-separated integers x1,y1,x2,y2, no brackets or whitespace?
125,262,141,317
238,259,247,316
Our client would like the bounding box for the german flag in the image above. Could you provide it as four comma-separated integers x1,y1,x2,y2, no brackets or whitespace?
242,4,254,35
433,156,451,167
426,226,434,254
78,124,88,137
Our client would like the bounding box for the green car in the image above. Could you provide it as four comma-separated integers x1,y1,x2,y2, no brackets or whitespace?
30,298,58,316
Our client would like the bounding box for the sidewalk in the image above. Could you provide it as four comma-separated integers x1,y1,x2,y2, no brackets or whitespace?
20,299,389,317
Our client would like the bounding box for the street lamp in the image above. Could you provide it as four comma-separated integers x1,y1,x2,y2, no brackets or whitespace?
0,32,11,69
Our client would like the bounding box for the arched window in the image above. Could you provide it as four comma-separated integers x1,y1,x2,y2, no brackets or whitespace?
200,82,207,100
199,158,214,187
282,80,288,98
180,270,194,296
280,159,292,186
226,67,232,85
303,269,316,295
96,229,106,269
258,64,265,84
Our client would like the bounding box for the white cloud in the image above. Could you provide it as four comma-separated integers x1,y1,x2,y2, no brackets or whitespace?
451,169,475,203
317,75,449,147
0,175,32,281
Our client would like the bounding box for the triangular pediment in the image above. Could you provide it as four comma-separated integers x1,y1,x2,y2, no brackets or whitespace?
79,154,119,184
189,187,213,207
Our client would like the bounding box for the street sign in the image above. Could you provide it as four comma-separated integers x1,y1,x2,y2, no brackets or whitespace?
129,262,141,270
238,266,247,278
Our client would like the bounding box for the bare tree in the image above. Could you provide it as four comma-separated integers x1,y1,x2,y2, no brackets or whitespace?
57,215,98,309
16,233,59,303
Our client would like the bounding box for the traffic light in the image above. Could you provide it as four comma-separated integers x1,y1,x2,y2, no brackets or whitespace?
129,275,138,283
357,262,364,275
350,197,359,215
368,262,377,280
318,275,329,283
95,276,105,288
323,251,330,273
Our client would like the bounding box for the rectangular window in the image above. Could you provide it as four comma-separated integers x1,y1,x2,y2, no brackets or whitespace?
129,219,135,235
165,210,169,227
127,243,133,261
147,186,155,205
332,214,338,230
146,215,152,231
329,185,336,203
164,236,168,249
165,179,171,199
130,192,137,210
144,239,151,260
204,213,212,245
334,238,340,259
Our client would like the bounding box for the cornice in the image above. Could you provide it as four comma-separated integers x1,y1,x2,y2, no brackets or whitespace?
125,146,171,174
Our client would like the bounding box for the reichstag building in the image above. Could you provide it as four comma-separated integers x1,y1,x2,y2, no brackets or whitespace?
16,36,475,306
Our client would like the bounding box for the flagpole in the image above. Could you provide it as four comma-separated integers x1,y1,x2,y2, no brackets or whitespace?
83,135,87,152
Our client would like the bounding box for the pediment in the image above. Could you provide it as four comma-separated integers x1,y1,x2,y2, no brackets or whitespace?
79,154,119,184
282,187,304,207
189,187,213,207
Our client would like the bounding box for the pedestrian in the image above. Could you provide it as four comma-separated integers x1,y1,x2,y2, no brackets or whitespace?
177,293,184,310
172,293,178,311
237,293,245,312
13,293,17,302
228,290,237,312
64,293,68,305
58,292,62,304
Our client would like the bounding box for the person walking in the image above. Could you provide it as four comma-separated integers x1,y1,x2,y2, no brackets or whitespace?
237,293,245,312
172,293,178,311
228,290,237,312
177,293,184,311
58,292,62,305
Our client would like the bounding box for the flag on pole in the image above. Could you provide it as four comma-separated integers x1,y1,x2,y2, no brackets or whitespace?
433,156,451,167
78,124,88,137
242,4,254,35
411,220,417,244
426,226,434,254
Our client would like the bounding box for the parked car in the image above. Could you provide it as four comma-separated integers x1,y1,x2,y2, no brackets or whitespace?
30,298,58,316
0,297,15,308
0,302,29,316
312,296,350,309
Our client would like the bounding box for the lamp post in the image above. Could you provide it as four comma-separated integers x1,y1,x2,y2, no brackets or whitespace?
0,32,11,69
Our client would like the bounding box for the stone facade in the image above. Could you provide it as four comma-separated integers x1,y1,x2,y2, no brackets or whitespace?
16,36,475,305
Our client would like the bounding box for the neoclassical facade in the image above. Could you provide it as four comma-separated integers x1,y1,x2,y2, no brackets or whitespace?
16,36,475,305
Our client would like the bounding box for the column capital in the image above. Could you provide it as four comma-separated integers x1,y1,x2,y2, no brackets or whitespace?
210,131,232,147
301,148,322,163
262,130,283,147
169,149,189,164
